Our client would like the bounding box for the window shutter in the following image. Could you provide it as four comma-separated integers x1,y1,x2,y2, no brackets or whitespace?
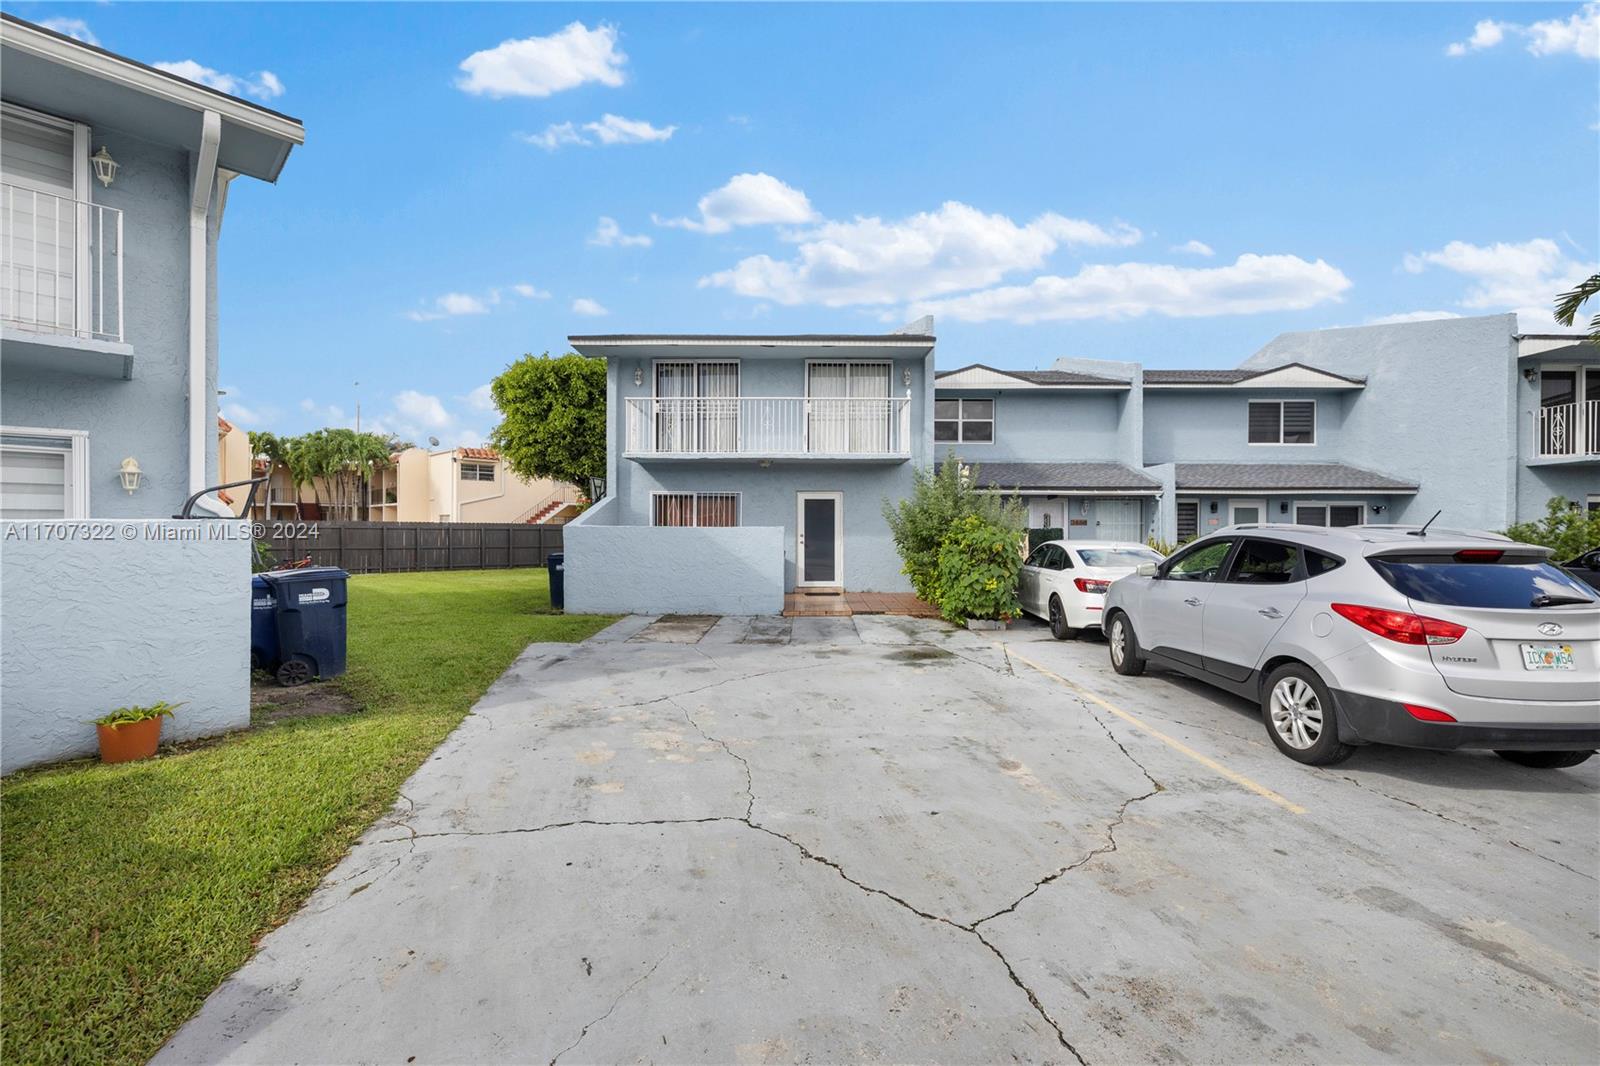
0,447,67,518
1282,402,1315,444
1247,402,1281,444
1329,505,1362,527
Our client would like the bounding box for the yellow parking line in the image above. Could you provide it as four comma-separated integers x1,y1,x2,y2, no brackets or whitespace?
1006,646,1308,815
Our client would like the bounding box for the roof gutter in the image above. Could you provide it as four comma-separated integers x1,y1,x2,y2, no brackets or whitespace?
188,110,220,495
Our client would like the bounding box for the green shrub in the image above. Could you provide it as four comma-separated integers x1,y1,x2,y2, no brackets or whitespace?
1027,527,1064,552
94,702,180,728
1503,497,1600,559
933,513,1025,624
883,453,1024,602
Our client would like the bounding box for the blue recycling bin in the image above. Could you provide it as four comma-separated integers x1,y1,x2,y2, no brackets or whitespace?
250,574,279,671
546,552,565,610
263,567,349,686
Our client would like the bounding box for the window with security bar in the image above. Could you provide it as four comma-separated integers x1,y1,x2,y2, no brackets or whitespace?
651,492,740,527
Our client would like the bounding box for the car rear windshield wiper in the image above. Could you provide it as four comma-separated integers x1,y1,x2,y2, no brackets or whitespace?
1530,593,1595,608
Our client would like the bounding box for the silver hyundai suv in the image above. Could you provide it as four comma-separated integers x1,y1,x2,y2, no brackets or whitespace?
1101,524,1600,767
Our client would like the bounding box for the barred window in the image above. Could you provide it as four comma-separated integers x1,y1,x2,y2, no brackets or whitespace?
652,492,740,527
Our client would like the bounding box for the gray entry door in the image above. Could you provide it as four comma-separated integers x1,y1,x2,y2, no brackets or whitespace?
1092,498,1143,542
797,492,842,587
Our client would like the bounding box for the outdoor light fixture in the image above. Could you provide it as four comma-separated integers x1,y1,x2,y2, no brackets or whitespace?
1373,505,1385,515
1209,501,1218,513
91,146,119,187
634,366,644,386
1522,366,1538,383
118,456,143,494
902,367,912,387
1280,501,1289,514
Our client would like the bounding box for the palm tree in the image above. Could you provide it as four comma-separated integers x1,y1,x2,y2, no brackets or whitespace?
1554,273,1600,344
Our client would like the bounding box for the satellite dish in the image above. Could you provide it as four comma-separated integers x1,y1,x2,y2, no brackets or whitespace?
428,436,440,447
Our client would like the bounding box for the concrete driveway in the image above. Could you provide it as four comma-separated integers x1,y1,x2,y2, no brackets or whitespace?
159,614,1599,1064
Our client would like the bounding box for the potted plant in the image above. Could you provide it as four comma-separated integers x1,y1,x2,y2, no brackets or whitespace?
94,702,180,764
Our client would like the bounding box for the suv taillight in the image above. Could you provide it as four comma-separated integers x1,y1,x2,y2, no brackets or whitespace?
1331,603,1466,646
1074,578,1111,594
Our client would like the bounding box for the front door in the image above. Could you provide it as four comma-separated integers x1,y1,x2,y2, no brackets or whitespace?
797,491,843,588
1093,498,1143,541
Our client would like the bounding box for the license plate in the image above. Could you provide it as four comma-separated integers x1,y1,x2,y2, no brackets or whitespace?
1520,643,1575,671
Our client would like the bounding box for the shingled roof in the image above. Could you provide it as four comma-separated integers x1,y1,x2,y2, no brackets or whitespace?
1173,463,1418,492
937,461,1161,492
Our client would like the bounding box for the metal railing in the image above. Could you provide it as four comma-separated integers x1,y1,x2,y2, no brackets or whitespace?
0,182,124,342
1537,400,1600,457
624,396,913,456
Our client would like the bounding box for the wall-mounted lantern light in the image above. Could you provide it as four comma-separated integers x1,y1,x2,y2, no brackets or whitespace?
1280,501,1289,514
92,146,119,188
634,366,644,387
1372,504,1385,515
118,456,143,494
902,367,913,387
1209,501,1218,513
1522,366,1538,384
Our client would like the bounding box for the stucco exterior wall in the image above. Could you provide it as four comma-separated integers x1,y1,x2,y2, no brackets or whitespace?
1142,389,1351,465
1,128,220,518
563,498,784,614
1239,314,1521,527
606,351,933,592
1,519,250,773
940,390,1125,465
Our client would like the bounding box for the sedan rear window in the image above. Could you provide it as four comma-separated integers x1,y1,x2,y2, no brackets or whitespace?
1075,548,1161,568
1369,556,1596,609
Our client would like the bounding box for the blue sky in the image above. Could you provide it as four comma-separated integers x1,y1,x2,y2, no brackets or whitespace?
15,2,1600,446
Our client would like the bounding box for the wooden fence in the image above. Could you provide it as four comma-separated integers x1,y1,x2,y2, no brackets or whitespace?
257,521,564,574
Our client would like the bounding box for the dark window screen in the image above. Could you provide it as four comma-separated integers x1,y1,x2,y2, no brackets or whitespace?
803,498,837,583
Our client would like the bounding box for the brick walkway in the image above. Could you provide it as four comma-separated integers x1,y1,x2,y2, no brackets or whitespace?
782,591,940,618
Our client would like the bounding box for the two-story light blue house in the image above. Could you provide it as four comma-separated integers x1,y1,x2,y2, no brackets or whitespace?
1,16,302,773
566,312,1592,616
1,13,303,518
563,324,936,614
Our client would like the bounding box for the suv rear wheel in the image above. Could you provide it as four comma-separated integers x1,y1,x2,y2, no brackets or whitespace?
1106,611,1145,676
1262,663,1353,766
1494,750,1594,769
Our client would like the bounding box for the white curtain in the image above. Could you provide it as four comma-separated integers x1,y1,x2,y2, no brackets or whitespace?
654,363,695,452
848,363,890,453
807,363,850,453
696,363,739,453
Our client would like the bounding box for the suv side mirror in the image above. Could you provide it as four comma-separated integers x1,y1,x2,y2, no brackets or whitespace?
1136,562,1159,578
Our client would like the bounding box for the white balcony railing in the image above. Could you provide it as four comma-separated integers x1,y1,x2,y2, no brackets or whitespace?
1,182,124,343
625,396,913,457
1538,400,1600,458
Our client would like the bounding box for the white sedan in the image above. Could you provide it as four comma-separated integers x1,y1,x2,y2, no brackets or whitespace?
1018,540,1166,639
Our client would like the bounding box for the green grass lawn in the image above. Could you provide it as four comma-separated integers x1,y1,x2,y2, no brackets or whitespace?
0,569,616,1066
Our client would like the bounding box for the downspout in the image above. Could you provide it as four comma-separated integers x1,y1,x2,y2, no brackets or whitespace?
188,111,221,494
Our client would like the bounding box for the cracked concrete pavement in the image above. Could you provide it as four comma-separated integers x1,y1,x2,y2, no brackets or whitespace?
157,614,1599,1064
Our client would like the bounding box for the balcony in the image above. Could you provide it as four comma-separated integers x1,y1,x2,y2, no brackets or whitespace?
1536,400,1600,460
1,182,128,378
624,396,913,460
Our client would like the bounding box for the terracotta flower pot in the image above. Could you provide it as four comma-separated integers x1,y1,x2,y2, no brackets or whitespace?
96,717,162,764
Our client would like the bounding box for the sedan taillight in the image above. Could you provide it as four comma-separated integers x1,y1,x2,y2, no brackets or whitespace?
1331,603,1466,646
1074,578,1111,594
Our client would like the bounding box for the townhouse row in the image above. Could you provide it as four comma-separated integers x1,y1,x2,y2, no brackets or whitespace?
563,312,1598,615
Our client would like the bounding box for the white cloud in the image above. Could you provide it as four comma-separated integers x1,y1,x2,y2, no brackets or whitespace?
153,60,285,101
519,122,587,151
40,17,98,45
589,216,652,248
584,114,675,144
1402,238,1597,316
1171,239,1215,257
512,282,551,299
457,22,626,98
1365,310,1464,326
655,172,818,234
393,390,452,430
222,401,279,426
906,254,1353,325
519,114,675,150
571,297,609,316
1446,4,1598,60
406,284,545,321
465,384,498,413
298,400,348,425
700,200,1143,307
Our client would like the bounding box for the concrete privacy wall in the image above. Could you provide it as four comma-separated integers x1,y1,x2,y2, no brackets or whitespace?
1,520,250,773
564,498,784,614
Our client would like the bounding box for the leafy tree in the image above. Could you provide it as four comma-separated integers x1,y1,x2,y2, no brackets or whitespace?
489,352,607,489
934,513,1026,623
1554,273,1600,344
883,453,1026,604
1503,497,1600,560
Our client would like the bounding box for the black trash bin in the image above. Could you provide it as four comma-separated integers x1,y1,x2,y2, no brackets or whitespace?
546,552,564,610
250,574,279,671
263,567,349,686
